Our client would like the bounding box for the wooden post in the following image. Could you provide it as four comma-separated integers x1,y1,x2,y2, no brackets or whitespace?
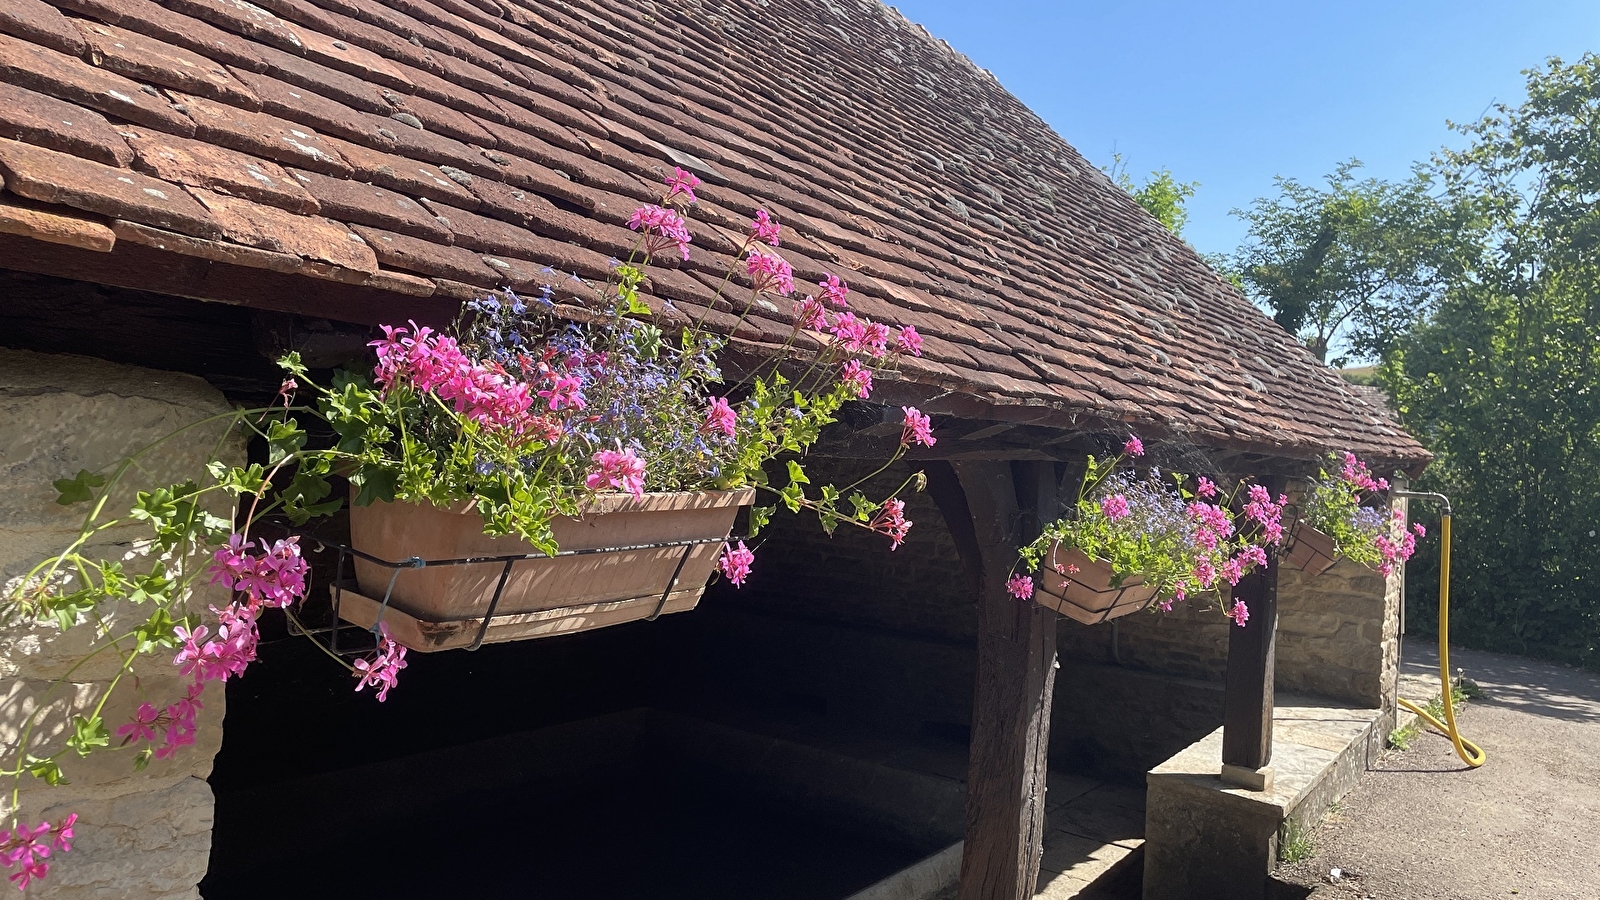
928,460,1061,900
1221,476,1285,791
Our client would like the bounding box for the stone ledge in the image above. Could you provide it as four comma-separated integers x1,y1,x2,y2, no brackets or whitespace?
1142,695,1395,900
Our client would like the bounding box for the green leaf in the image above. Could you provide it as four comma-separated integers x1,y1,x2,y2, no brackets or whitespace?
219,463,268,497
266,418,307,465
97,560,126,597
351,467,400,507
276,350,307,378
748,505,775,537
52,469,105,506
26,756,67,786
281,469,341,524
129,487,178,525
127,561,171,605
779,483,804,513
630,323,663,359
849,492,876,522
66,715,110,757
134,607,183,653
786,460,810,485
45,588,98,631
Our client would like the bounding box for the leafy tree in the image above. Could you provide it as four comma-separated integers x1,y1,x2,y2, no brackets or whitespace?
1106,153,1198,236
1385,54,1600,665
1224,162,1466,366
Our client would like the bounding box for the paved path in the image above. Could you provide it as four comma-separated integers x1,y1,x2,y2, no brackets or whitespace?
1276,641,1600,899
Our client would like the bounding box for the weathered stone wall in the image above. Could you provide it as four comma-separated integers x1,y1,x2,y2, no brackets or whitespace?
1057,542,1404,709
730,457,976,644
1277,559,1401,707
1,349,239,899
676,455,1404,785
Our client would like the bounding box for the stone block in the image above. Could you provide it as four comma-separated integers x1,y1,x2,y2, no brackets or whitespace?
1143,699,1386,900
1,349,240,900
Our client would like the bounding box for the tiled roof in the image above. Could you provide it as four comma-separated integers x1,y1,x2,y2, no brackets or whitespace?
0,0,1428,466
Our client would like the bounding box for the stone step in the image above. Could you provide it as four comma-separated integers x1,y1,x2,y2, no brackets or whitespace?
844,777,1148,900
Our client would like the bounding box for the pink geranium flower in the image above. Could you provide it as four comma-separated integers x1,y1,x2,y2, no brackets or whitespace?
368,323,537,434
703,397,737,438
1229,600,1250,627
869,497,913,549
208,533,255,592
793,295,829,331
664,166,701,204
749,209,781,246
747,251,795,296
863,321,892,358
537,374,586,412
1196,476,1217,499
900,407,936,447
586,448,647,499
116,702,160,744
830,312,867,352
1220,557,1245,586
896,325,923,357
819,274,850,308
0,815,70,889
1123,435,1145,457
841,359,873,399
628,204,693,261
175,603,260,687
1006,573,1035,601
352,623,408,703
1100,494,1131,521
7,860,48,890
1339,452,1389,493
718,540,755,587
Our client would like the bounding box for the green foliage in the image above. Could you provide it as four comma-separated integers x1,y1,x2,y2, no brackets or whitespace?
1016,453,1263,613
1019,454,1198,596
1222,160,1471,365
1278,822,1315,864
26,756,67,786
1107,153,1197,235
1386,724,1416,751
1107,152,1196,235
1301,456,1385,568
65,715,109,757
1385,54,1600,666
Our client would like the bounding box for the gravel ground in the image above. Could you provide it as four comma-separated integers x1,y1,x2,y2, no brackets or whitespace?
1275,643,1600,899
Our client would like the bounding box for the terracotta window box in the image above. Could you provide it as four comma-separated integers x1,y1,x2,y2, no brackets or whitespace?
332,488,755,651
1035,544,1160,625
1282,520,1338,576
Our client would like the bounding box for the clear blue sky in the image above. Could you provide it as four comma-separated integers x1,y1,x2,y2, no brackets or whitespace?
888,1,1600,257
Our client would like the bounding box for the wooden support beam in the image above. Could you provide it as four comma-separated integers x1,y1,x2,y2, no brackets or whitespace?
1221,476,1286,788
929,460,1061,900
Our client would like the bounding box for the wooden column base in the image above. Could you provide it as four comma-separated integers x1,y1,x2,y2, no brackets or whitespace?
1220,763,1275,792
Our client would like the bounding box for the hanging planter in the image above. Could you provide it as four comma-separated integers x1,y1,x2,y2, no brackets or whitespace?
1291,453,1423,580
1282,519,1339,576
335,488,755,651
1014,437,1289,630
2,164,942,893
1034,544,1160,625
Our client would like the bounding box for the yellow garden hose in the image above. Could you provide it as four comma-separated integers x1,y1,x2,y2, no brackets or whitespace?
1395,512,1486,767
